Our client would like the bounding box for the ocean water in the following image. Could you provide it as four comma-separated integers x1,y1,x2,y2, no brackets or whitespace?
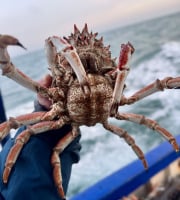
0,12,180,197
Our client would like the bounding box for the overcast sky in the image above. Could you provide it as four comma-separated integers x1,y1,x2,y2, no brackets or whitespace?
1,0,180,55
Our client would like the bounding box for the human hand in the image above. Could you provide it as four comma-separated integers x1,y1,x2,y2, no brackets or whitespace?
37,74,52,109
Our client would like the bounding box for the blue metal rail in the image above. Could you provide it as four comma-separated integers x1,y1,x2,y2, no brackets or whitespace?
71,135,180,200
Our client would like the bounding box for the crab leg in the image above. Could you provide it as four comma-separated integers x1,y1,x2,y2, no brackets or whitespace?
103,122,148,169
3,117,68,184
0,34,26,56
51,126,80,199
0,35,49,96
116,112,179,152
0,112,47,140
120,77,180,105
49,36,90,95
0,62,49,94
110,42,134,115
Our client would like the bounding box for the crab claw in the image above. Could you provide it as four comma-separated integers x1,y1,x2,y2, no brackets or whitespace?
0,35,26,64
118,42,134,70
110,42,135,115
49,36,91,96
16,41,26,50
0,35,26,50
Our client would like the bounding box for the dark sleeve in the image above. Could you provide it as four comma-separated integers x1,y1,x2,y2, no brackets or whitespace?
0,101,81,200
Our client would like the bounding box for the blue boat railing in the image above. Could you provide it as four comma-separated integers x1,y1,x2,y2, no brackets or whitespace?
70,135,180,200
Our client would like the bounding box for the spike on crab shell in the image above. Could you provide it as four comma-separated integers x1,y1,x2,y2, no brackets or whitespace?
100,36,103,42
81,24,90,45
82,23,89,35
104,45,111,53
74,24,80,34
95,36,103,47
94,32,98,37
106,45,111,50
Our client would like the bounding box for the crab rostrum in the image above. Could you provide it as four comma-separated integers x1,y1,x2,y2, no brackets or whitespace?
0,24,180,199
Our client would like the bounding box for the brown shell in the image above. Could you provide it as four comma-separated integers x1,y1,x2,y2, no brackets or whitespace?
67,74,113,126
63,24,116,75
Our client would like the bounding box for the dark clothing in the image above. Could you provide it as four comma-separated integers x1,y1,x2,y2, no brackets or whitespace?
0,90,10,145
0,101,81,200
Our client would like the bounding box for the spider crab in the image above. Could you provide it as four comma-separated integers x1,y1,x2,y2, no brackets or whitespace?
0,24,180,199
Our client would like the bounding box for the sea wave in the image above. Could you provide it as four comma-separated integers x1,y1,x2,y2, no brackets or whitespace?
161,41,180,65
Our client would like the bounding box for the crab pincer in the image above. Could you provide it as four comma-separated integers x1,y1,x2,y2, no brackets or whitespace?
110,42,134,115
49,36,91,96
0,34,26,65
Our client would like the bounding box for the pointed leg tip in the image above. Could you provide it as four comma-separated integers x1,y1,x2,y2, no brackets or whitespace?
57,186,66,200
143,160,148,170
17,42,27,50
60,195,66,200
2,163,14,184
170,139,179,152
3,169,10,184
3,178,7,184
175,147,180,153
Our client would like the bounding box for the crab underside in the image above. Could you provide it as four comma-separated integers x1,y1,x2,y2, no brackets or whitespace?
0,24,180,199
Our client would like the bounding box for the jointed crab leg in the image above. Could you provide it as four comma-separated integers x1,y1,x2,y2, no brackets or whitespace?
49,36,90,95
110,42,134,115
103,122,148,168
51,126,80,199
1,62,49,94
0,112,46,140
3,117,68,185
116,112,179,152
0,35,49,96
120,77,180,105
